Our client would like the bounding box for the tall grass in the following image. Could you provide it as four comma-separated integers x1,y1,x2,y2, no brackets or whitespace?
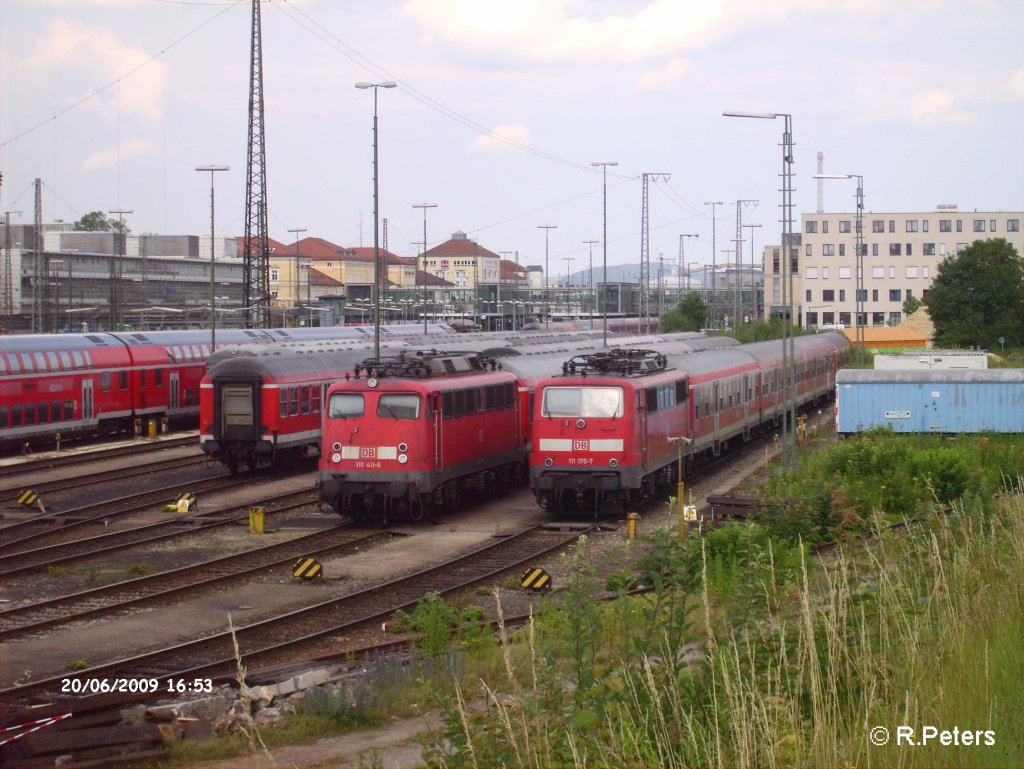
426,480,1024,768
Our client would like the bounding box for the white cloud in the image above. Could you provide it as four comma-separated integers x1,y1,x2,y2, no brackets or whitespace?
26,18,164,120
471,123,532,152
81,137,159,171
909,88,970,126
637,58,691,90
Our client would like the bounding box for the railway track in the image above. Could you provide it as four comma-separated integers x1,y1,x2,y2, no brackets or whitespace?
0,472,260,554
0,436,198,478
1,521,600,703
0,488,321,576
0,524,389,641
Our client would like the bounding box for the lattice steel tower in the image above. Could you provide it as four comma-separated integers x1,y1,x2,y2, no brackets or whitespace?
639,172,669,329
242,0,270,328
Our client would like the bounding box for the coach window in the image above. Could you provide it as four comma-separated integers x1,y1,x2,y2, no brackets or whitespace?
39,402,50,423
34,352,46,370
71,351,83,369
139,370,147,390
328,393,364,419
154,369,164,388
52,401,61,420
377,394,420,419
0,407,6,427
47,352,59,369
11,405,22,426
311,387,321,414
21,354,34,372
289,387,299,416
26,403,36,424
453,389,466,417
59,351,71,369
64,400,75,419
101,371,111,391
300,386,310,415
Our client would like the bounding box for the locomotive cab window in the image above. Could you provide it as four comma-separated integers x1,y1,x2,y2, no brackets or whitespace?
377,394,420,419
542,386,624,418
328,393,364,419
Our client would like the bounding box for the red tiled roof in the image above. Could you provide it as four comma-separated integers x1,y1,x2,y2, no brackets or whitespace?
343,246,409,265
416,270,455,287
234,236,294,256
423,235,500,260
309,268,343,286
500,259,528,280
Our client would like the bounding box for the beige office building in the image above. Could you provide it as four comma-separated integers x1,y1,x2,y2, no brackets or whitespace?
764,206,1023,329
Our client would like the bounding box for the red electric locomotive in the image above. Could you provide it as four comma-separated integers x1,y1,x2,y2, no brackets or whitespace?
318,351,521,522
529,332,849,513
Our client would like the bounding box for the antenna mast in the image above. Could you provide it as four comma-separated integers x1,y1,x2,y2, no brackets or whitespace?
243,0,270,328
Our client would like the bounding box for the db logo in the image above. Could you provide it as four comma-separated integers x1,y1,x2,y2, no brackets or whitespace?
360,447,377,458
572,440,589,451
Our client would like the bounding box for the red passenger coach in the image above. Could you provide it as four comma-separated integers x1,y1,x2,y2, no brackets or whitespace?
318,351,523,522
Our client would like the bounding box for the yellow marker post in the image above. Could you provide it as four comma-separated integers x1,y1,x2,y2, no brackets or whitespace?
249,506,265,534
627,512,640,540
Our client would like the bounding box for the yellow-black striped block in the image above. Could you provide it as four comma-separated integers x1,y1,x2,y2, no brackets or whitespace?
17,489,39,507
293,557,323,580
521,567,551,591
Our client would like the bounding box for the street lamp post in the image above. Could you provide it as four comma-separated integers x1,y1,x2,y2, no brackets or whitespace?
592,161,618,346
537,224,557,328
413,203,437,333
355,80,397,361
562,256,575,317
814,173,865,364
678,233,698,301
723,109,796,466
195,165,228,349
287,227,306,328
108,208,132,332
744,223,763,321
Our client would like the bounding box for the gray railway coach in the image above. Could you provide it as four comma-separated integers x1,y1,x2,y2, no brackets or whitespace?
836,369,1024,435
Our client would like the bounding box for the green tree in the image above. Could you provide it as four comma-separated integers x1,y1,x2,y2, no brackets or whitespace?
925,238,1024,349
661,292,707,332
74,211,129,233
902,294,922,316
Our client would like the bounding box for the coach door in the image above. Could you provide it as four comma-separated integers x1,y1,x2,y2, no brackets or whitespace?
170,372,180,410
712,381,721,454
82,379,94,422
742,374,752,439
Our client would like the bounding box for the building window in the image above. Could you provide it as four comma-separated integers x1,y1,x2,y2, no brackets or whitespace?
973,219,985,232
839,220,851,233
839,266,852,279
956,220,963,232
889,289,902,301
805,220,818,233
839,289,847,302
906,289,913,299
872,220,885,233
823,311,835,324
940,243,947,255
805,244,812,257
872,312,885,326
889,311,902,325
889,243,902,256
906,220,919,232
872,266,884,278
772,248,780,274
1008,219,1020,232
839,244,846,257
940,219,952,232
923,243,936,256
823,289,835,302
923,220,929,232
923,266,930,279
889,266,896,278
822,267,829,279
889,220,896,233
806,266,819,279
806,311,818,326
822,221,829,233
857,289,868,301
823,244,835,256
839,312,851,326
872,289,878,301
990,219,997,232
806,290,812,302
906,243,913,256
906,266,918,278
957,242,968,253
872,243,879,256
270,269,279,282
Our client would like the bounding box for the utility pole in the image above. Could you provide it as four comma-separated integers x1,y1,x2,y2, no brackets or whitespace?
109,208,132,331
704,201,723,329
734,199,758,328
243,0,271,328
582,239,598,317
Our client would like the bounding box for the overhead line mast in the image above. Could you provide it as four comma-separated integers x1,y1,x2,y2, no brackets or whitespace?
243,0,270,328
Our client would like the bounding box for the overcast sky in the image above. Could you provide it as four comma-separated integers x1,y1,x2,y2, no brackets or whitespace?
2,0,1022,278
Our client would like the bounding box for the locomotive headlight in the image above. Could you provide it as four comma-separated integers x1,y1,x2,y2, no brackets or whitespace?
367,378,378,388
576,419,586,429
332,453,342,463
332,442,342,452
398,442,408,452
609,458,619,467
398,453,408,464
544,457,554,467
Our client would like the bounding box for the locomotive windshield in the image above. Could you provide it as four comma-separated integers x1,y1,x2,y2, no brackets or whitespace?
541,386,624,418
328,393,364,419
377,393,420,419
